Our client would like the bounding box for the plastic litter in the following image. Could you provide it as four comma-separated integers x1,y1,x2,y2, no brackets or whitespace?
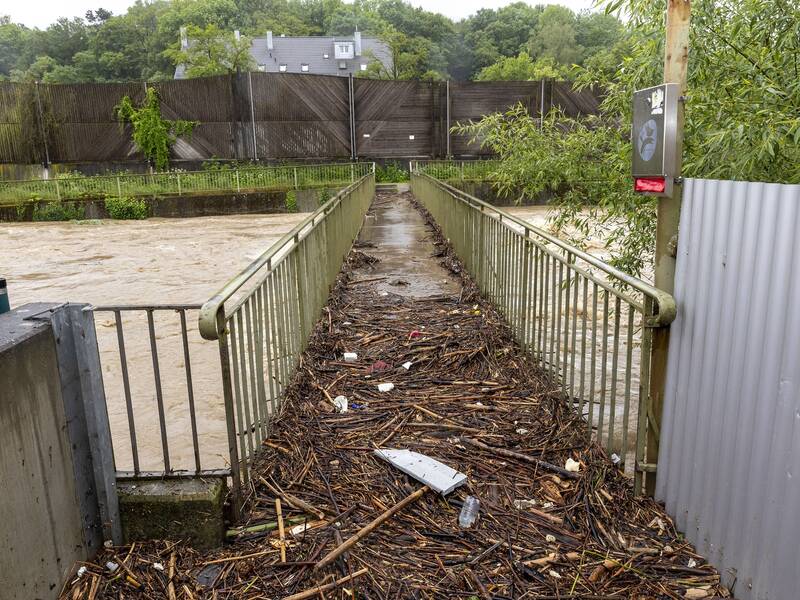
611,453,621,465
513,499,536,510
516,428,529,434
408,330,421,339
153,562,165,571
565,457,581,472
687,558,698,568
343,352,358,362
377,382,394,392
369,360,390,373
545,534,556,543
458,496,480,528
106,561,119,573
333,395,348,413
77,566,87,578
402,361,412,370
196,563,223,587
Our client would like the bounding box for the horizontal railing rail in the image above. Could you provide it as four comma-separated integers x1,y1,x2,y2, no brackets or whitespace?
92,303,227,479
412,159,501,182
0,162,374,205
411,168,676,494
199,171,376,512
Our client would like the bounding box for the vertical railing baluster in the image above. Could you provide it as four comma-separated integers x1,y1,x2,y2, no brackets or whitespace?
114,310,139,475
178,308,201,473
146,309,170,473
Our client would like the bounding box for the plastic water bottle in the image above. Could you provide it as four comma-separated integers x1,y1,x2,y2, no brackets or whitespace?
459,496,480,528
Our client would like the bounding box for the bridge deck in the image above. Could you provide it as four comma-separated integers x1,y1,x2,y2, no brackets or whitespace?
62,190,723,599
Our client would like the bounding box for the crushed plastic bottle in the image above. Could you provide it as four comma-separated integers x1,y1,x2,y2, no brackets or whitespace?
458,496,480,528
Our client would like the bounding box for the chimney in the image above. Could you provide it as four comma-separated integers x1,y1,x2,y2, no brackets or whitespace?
266,30,273,50
180,26,188,50
354,30,362,56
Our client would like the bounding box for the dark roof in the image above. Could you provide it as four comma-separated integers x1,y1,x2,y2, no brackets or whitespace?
174,34,392,78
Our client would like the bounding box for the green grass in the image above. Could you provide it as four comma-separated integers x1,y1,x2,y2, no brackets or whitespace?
105,196,148,220
0,163,374,205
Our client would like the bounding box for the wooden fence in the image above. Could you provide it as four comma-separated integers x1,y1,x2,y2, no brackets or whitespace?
0,74,601,165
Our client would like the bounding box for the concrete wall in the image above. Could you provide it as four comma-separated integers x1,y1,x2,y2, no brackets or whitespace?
0,305,87,598
2,187,337,222
0,303,119,599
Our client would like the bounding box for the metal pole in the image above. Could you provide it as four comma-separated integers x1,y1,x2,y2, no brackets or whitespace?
34,82,50,169
539,79,545,130
248,71,258,161
645,0,690,496
445,79,451,158
348,74,356,161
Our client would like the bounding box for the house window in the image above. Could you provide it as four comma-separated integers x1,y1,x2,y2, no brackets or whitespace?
338,61,347,70
323,53,329,59
334,42,354,59
360,63,367,71
258,64,267,72
279,64,287,72
301,64,309,72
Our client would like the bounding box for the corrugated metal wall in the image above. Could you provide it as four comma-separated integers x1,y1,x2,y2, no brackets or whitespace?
657,178,800,600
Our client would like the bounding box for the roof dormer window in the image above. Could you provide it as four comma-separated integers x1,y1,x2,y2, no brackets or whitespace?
301,64,309,72
279,64,287,72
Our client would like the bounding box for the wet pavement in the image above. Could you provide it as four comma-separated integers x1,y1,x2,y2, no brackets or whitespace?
356,190,460,298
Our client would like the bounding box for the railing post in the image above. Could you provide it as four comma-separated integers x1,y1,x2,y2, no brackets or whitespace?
54,178,61,201
116,176,122,197
216,308,243,516
176,173,181,196
350,163,354,183
293,167,298,189
235,170,241,193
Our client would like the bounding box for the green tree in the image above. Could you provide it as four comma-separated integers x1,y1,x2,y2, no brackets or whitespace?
115,87,196,170
164,24,255,77
459,0,800,278
528,5,581,67
475,53,568,81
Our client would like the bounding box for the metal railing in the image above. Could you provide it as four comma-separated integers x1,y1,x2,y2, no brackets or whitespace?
92,304,228,479
411,168,676,494
198,171,375,511
412,159,501,182
0,162,374,204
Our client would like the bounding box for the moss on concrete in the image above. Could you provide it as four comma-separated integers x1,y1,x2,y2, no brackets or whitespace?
118,477,226,550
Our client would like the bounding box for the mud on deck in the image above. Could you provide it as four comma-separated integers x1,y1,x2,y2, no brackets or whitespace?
61,193,726,599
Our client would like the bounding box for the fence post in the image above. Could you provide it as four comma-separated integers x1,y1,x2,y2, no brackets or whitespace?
350,163,354,182
248,71,258,161
116,176,122,197
235,170,241,193
54,178,61,201
446,79,451,158
348,74,357,160
176,174,181,196
293,167,298,189
34,81,51,169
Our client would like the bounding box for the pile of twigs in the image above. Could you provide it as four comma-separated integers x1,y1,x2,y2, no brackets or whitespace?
61,198,727,599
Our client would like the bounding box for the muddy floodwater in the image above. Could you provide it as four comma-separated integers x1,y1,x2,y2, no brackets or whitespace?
3,204,648,473
2,214,308,472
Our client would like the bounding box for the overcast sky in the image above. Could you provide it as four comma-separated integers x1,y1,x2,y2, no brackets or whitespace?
6,0,599,29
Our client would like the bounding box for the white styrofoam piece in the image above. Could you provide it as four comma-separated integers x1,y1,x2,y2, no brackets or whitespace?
374,448,467,495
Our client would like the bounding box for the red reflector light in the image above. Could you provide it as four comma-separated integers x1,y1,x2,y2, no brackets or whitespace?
634,177,666,193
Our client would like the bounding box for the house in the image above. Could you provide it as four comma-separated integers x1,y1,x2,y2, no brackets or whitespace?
174,30,392,79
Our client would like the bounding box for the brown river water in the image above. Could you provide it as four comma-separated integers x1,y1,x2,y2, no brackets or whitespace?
2,214,308,473
2,205,647,473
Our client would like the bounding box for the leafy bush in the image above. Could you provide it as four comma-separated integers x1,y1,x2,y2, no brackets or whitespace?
376,164,409,183
285,190,298,213
105,196,148,220
31,201,85,221
453,105,652,278
318,188,333,206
